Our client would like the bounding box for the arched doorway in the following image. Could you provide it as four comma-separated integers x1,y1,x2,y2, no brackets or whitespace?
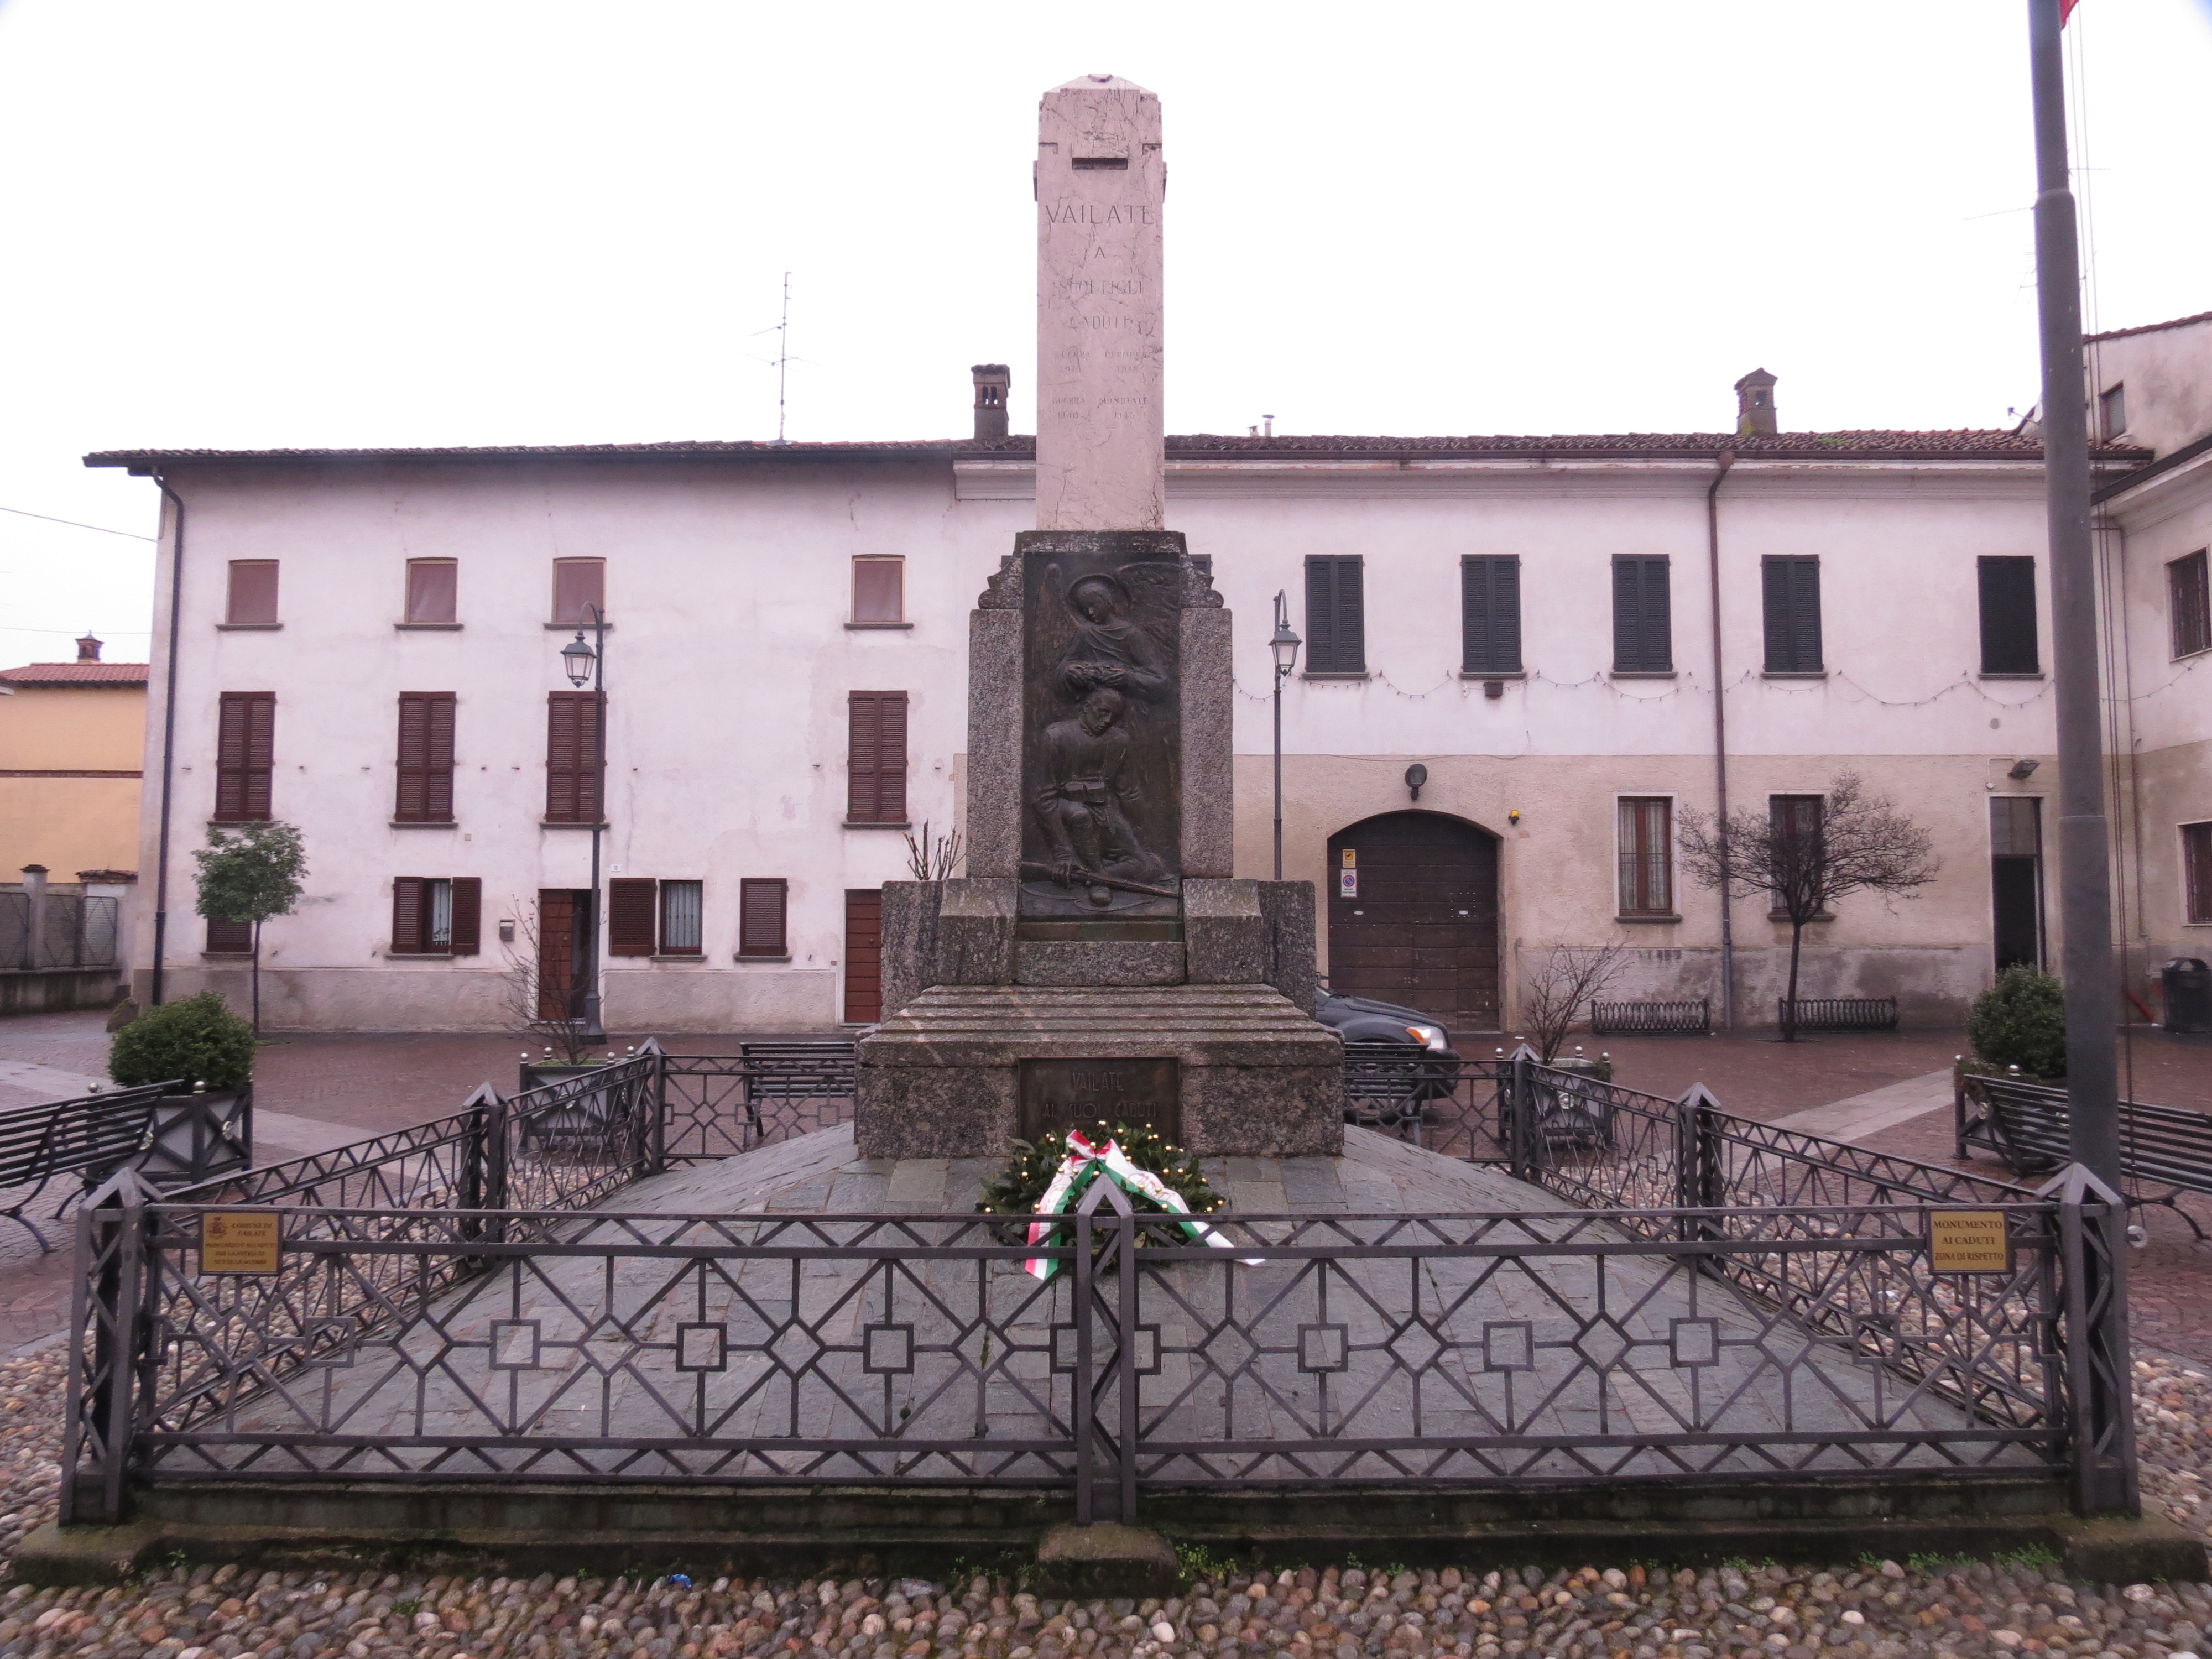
1326,811,1500,1033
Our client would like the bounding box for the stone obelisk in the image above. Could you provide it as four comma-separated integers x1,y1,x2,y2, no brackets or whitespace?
1035,75,1165,534
852,77,1340,1162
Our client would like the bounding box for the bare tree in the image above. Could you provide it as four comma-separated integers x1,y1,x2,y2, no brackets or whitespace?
903,820,964,882
495,895,596,1063
1518,941,1632,1063
1677,771,1938,1042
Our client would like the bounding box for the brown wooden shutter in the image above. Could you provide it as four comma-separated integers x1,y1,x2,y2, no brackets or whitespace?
205,917,253,953
1460,556,1521,674
847,691,908,823
739,878,788,956
395,692,456,822
608,878,657,956
545,691,599,822
1612,557,1672,672
1761,557,1822,673
2169,551,2210,659
405,559,458,624
225,561,279,625
552,559,605,625
215,692,275,821
1977,556,2039,674
449,878,481,956
852,558,904,623
392,877,425,954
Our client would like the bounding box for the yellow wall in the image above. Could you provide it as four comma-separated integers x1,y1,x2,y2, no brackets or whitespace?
0,685,145,875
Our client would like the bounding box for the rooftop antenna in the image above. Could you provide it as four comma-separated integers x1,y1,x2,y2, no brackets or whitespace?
774,272,792,444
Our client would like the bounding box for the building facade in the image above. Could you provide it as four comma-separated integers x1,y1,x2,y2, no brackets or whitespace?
90,343,2209,1035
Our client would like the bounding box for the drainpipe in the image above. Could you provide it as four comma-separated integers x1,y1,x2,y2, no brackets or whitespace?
1706,451,1736,1029
149,470,186,1007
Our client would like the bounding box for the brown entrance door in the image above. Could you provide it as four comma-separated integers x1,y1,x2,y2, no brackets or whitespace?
844,888,884,1023
536,889,589,1021
1326,812,1500,1032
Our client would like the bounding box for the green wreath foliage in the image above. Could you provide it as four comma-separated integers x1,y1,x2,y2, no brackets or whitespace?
977,1120,1226,1220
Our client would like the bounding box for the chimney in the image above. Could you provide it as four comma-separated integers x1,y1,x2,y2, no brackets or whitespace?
971,364,1010,442
75,634,102,664
1734,368,1778,437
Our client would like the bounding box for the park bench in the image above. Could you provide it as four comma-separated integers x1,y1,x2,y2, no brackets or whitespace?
1780,996,1899,1031
0,1081,174,1251
1590,998,1711,1036
1342,1041,1430,1141
738,1040,858,1139
1957,1071,2212,1239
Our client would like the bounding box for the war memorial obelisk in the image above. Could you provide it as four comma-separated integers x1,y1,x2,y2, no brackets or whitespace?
854,74,1342,1159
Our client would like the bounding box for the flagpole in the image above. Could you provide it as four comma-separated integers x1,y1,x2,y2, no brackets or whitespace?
2027,0,2120,1187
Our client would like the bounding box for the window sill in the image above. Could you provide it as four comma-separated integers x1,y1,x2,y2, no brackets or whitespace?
650,953,708,963
200,951,254,959
734,952,793,963
844,820,912,830
2173,646,2212,664
395,622,463,632
1458,669,1527,680
384,951,461,960
540,819,610,829
845,621,914,630
1761,670,1828,680
215,622,281,632
1615,914,1683,924
1769,911,1835,923
1301,671,1369,681
390,819,457,829
1978,671,2044,681
544,620,612,631
207,817,272,827
1609,670,1677,681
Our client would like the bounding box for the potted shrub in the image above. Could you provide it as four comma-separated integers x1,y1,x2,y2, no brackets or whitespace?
108,992,257,1184
1966,966,2067,1082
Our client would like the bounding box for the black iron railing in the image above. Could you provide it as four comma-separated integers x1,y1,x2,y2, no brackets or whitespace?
1590,998,1712,1035
1781,996,1900,1031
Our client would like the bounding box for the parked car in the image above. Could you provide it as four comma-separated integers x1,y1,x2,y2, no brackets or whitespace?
1318,994,1463,1124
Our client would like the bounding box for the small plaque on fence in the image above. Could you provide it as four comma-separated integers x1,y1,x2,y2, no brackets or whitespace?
1928,1209,2011,1274
201,1211,281,1275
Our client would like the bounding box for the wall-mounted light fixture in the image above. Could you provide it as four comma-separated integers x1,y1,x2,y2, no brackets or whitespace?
1405,763,1428,802
2007,758,2041,781
1508,808,1522,825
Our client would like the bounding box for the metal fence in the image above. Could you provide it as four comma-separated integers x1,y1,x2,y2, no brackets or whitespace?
0,893,119,971
1590,998,1713,1035
58,1040,2138,1527
1780,996,1900,1031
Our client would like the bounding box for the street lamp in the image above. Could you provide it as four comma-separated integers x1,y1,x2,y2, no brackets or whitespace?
560,604,608,1042
1269,592,1302,881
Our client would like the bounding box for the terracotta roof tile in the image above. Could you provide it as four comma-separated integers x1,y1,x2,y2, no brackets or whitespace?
84,430,2148,468
2086,310,2212,343
0,662,150,686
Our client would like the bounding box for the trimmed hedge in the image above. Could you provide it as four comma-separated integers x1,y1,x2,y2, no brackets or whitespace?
1968,965,2066,1081
108,992,256,1091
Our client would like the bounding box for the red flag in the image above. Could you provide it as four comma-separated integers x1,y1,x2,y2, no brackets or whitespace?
2061,0,2080,19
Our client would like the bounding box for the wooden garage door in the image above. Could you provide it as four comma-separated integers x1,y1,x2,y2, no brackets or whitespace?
844,889,884,1024
1326,812,1500,1032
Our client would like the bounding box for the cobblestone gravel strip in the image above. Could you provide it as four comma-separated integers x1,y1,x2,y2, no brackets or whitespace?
0,1349,2205,1657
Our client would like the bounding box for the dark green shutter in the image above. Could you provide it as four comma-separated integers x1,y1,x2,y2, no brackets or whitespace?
1612,557,1671,672
1762,557,1822,672
1978,557,2039,674
1461,556,1521,674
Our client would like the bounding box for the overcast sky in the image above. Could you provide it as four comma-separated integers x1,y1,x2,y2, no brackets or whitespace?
3,0,2209,668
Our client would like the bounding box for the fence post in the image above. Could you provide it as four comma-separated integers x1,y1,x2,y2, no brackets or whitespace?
457,1084,497,1244
61,1167,154,1526
2043,1163,2139,1516
1506,1044,1538,1183
1072,1172,1137,1526
642,1039,668,1177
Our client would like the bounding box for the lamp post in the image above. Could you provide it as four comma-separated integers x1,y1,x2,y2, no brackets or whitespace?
1269,592,1302,881
560,606,608,1042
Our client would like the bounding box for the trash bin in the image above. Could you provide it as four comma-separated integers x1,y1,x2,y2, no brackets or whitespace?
2163,958,2212,1035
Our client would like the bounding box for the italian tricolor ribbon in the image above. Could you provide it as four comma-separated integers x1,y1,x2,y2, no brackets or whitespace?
1022,1130,1252,1280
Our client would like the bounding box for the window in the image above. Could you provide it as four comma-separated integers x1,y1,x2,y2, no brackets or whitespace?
2185,823,2212,925
214,692,275,821
2100,383,2127,440
1616,797,1673,916
852,557,905,624
551,557,606,626
1611,556,1672,672
607,878,703,956
1303,556,1366,674
1761,556,1823,673
394,692,456,823
846,691,909,824
205,917,253,954
390,877,481,956
545,691,601,823
404,559,457,624
1770,794,1827,914
2170,550,2211,659
660,880,703,954
1991,797,2044,971
225,561,279,625
738,878,789,957
1460,556,1522,674
1977,556,2039,674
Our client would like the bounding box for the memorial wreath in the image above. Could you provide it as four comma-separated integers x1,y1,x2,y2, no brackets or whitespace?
977,1121,1235,1280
